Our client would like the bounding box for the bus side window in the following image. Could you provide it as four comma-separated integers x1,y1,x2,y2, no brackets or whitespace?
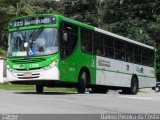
93,32,104,56
81,28,92,53
115,39,125,61
104,36,114,58
126,43,133,63
60,22,78,59
150,50,154,67
142,48,150,66
134,46,142,64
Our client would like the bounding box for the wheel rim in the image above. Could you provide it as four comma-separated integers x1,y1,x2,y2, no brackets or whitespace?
81,72,86,79
78,71,87,93
133,82,137,92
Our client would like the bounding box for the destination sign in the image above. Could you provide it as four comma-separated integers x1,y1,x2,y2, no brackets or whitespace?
10,16,56,28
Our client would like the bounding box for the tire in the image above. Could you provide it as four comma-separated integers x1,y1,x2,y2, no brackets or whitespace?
77,71,87,93
155,87,160,92
130,77,138,95
121,77,138,95
36,85,43,93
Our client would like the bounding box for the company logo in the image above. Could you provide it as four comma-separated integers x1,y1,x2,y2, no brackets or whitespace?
19,64,25,69
98,59,111,67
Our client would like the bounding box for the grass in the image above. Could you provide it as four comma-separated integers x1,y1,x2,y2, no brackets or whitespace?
0,49,7,57
0,83,77,92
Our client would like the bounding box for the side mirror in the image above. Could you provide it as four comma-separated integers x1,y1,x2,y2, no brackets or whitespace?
63,32,68,42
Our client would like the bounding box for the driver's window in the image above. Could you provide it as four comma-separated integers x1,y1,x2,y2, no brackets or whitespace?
60,22,78,59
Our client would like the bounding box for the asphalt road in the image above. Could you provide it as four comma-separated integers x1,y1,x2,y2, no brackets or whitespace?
0,89,160,114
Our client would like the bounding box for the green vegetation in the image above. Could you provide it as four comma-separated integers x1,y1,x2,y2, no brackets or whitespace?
0,0,160,76
0,49,7,57
0,83,76,92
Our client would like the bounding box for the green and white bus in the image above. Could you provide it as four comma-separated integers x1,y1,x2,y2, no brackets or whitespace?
6,14,156,94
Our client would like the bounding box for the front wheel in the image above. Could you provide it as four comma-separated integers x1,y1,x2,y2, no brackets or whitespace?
77,71,87,93
36,85,43,93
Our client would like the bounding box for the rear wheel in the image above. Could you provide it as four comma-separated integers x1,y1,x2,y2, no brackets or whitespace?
130,77,138,94
155,87,160,92
121,77,138,95
77,71,87,93
36,85,43,93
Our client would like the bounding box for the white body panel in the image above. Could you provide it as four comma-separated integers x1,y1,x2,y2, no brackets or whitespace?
96,56,156,88
5,66,59,82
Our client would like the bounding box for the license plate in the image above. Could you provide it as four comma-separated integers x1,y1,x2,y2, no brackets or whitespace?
23,73,32,77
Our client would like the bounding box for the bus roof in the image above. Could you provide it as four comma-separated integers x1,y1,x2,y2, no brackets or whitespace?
9,14,154,50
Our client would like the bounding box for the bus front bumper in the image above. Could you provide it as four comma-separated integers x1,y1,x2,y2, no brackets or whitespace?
5,66,60,82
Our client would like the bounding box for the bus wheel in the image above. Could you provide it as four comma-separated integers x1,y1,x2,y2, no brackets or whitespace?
36,85,43,93
130,77,138,95
121,77,138,95
155,87,160,92
78,71,87,93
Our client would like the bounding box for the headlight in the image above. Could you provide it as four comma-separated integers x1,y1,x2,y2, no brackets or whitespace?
7,67,16,73
43,60,58,71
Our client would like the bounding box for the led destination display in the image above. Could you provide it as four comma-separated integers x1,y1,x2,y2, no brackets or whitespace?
10,16,56,28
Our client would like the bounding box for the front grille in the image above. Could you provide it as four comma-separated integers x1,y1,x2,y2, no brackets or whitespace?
17,77,39,79
17,73,40,79
11,57,46,64
17,73,40,76
15,67,43,71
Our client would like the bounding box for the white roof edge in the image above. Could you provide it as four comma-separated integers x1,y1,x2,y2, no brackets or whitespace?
95,28,154,50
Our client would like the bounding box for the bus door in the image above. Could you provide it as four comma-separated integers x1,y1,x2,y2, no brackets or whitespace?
59,22,78,82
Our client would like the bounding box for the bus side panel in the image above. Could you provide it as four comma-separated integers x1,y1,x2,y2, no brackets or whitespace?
138,77,156,88
59,26,96,84
76,53,96,85
96,56,155,88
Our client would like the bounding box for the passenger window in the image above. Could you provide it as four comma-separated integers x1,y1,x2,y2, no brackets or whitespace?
150,50,154,67
134,46,142,64
93,32,104,56
60,22,78,59
81,28,92,53
104,36,114,58
115,39,125,61
142,48,150,66
126,43,133,62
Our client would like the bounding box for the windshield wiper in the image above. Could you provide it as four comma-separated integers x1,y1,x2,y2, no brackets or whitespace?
29,26,44,42
28,27,44,56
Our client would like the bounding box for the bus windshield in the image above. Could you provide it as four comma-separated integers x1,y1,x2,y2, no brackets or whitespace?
8,28,58,57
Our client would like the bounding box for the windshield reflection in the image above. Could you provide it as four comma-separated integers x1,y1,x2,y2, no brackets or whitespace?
8,28,58,57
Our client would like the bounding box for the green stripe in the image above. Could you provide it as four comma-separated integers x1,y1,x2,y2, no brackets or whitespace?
97,68,155,79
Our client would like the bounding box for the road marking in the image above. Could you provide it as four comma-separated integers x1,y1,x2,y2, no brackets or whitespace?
126,96,152,100
120,96,160,101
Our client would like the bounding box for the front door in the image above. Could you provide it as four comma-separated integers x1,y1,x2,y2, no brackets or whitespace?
59,22,78,82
